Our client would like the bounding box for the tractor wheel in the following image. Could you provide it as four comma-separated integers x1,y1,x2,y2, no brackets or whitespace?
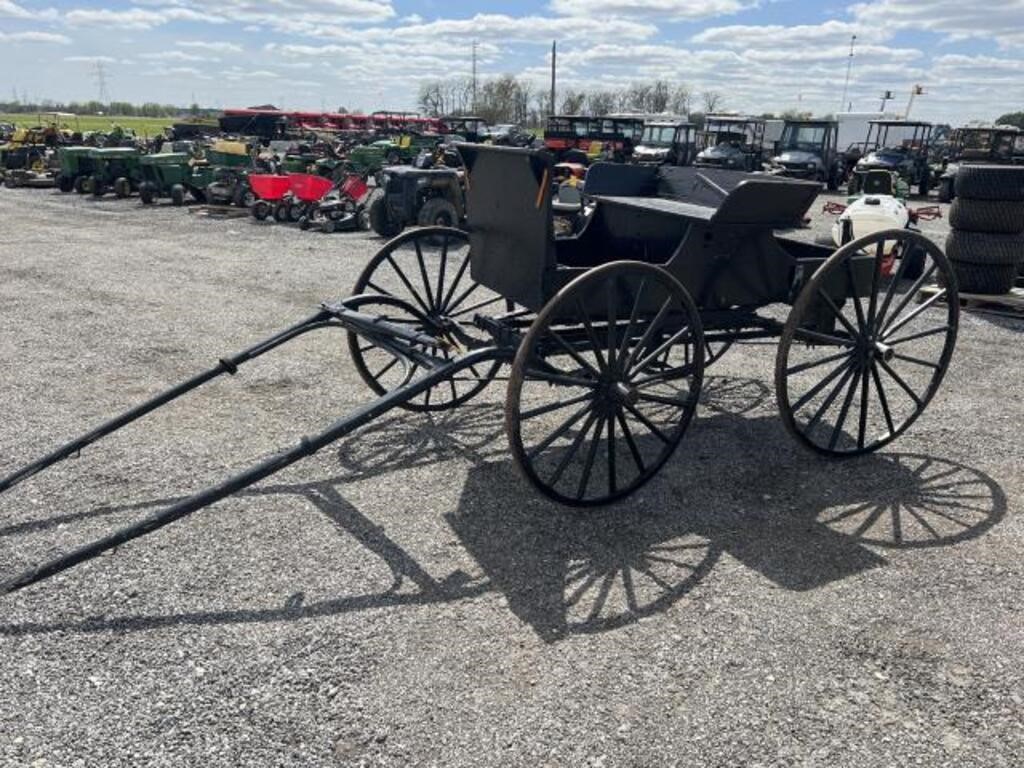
251,200,271,221
298,216,311,231
368,194,402,237
57,174,74,193
139,182,157,205
322,219,336,235
938,176,954,204
288,202,305,222
954,165,1024,202
274,203,290,222
91,178,106,197
73,176,88,195
114,177,131,199
917,168,931,198
170,184,186,207
826,167,839,192
417,197,459,228
385,150,401,165
233,185,255,209
357,207,371,231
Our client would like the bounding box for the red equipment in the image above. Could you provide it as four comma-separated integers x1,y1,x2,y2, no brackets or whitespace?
288,173,334,203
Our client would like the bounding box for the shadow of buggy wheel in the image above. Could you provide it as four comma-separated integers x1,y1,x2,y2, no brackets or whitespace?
347,227,512,412
776,229,958,457
506,261,705,507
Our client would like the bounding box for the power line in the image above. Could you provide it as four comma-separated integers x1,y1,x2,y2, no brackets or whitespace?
91,60,110,103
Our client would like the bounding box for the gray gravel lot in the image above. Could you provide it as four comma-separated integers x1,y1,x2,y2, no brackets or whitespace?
0,187,1022,767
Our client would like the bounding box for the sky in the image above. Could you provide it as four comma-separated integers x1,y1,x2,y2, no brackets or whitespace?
1,0,1022,123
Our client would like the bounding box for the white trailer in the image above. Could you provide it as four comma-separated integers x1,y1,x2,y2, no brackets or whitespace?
836,111,900,154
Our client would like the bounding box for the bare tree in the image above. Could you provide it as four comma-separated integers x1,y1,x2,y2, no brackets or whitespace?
560,89,587,115
701,90,724,114
586,91,617,116
669,85,693,117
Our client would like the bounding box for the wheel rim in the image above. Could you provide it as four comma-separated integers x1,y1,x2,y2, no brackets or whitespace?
776,229,958,456
507,262,704,506
347,227,509,412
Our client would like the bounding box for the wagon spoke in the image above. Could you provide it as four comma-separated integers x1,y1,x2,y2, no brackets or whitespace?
877,262,938,337
636,391,693,409
815,288,862,340
885,325,951,346
616,276,647,364
857,367,870,450
606,280,618,373
629,327,694,379
384,253,432,315
440,251,472,311
373,357,400,380
632,363,697,388
435,234,448,309
623,297,673,372
865,238,884,329
623,402,670,444
607,412,617,496
616,409,646,474
525,369,598,389
520,392,593,420
846,257,868,331
449,294,506,319
785,349,851,376
871,363,896,437
548,412,599,487
792,328,857,348
365,280,396,298
576,417,605,500
576,298,608,373
882,285,945,340
893,353,939,370
877,358,923,407
547,329,602,379
446,280,481,316
873,237,918,332
807,363,857,433
413,239,436,311
526,402,594,461
791,357,853,413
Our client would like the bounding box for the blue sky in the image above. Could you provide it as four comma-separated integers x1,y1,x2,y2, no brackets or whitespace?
1,0,1022,122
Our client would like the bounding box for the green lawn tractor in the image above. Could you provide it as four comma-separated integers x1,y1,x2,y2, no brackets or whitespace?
138,153,195,205
56,147,96,193
88,147,143,198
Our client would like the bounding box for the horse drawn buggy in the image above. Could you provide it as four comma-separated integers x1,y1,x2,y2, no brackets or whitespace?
1,145,959,595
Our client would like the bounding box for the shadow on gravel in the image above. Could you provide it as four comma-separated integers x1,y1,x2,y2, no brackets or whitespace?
0,377,1007,641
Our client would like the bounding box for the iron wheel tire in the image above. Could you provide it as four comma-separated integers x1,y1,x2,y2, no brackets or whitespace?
506,261,704,506
776,228,958,457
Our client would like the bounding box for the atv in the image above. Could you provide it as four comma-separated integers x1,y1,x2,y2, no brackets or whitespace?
766,119,843,190
367,165,464,238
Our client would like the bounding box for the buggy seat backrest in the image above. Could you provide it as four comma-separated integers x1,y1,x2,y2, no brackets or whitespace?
458,144,554,309
859,169,894,196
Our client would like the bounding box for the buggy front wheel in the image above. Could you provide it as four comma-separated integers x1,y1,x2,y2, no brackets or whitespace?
347,226,511,412
776,229,958,457
507,262,704,506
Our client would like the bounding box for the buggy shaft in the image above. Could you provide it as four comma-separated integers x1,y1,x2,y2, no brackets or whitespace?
1,346,507,596
0,311,339,496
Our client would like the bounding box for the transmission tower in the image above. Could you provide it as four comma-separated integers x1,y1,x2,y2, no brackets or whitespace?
91,60,111,104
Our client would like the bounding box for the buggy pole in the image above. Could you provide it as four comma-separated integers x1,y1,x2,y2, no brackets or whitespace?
0,311,339,496
1,346,506,596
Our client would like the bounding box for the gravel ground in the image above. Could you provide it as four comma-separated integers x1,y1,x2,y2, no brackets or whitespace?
0,187,1021,767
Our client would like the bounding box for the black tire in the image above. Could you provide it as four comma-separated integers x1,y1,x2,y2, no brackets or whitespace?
947,260,1017,295
949,198,1024,235
57,174,74,193
846,175,860,196
114,176,131,199
251,200,270,221
91,178,106,197
938,176,954,204
776,228,958,457
955,164,1024,202
417,197,459,229
322,219,336,234
298,215,311,231
347,227,508,411
506,261,704,506
356,208,370,231
368,193,403,237
385,151,401,165
945,230,1024,265
826,167,839,192
902,243,927,280
73,176,88,194
170,184,186,206
274,203,290,222
139,182,156,205
917,167,930,198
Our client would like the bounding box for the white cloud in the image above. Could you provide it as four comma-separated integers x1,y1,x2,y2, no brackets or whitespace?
851,0,1024,49
0,0,56,19
176,40,243,54
64,54,117,62
0,29,70,43
139,50,215,62
550,0,756,20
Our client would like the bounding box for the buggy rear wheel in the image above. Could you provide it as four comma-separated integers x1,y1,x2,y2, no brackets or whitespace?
347,226,511,412
776,229,958,457
507,262,704,506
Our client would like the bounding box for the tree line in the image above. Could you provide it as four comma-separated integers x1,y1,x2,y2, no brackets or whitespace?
418,76,728,127
0,100,214,118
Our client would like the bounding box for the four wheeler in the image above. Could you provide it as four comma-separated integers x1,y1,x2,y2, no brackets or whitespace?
936,125,1024,202
87,146,143,198
767,119,843,190
849,120,933,197
137,153,195,205
694,115,768,171
55,146,96,193
631,121,695,166
0,143,961,599
368,165,465,237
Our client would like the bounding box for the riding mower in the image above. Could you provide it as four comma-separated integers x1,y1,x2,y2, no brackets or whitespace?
137,153,195,205
367,165,465,237
88,146,143,198
55,147,96,193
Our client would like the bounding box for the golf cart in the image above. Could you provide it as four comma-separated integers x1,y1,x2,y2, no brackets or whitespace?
767,119,843,190
631,121,695,166
694,115,767,171
849,120,933,197
367,165,465,237
440,116,488,143
936,125,1024,202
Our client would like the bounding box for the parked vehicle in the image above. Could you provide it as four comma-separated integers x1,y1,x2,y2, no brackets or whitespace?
848,120,933,197
88,146,142,198
367,166,464,237
137,153,195,205
937,125,1024,202
543,115,642,163
54,146,95,193
440,115,488,143
694,115,767,171
767,119,843,189
631,121,695,166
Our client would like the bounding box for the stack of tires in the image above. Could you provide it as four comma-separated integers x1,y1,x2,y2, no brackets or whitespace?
945,165,1024,295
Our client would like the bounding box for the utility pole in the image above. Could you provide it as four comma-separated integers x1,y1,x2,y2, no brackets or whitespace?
905,84,925,118
879,89,894,112
550,40,557,117
471,40,478,113
838,34,856,114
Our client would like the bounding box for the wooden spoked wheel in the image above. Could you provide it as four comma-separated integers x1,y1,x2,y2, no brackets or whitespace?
776,229,958,456
506,261,705,506
347,227,510,412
